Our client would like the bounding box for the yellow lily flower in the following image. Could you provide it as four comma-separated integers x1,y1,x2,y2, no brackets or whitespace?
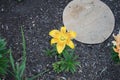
49,26,76,54
112,33,120,58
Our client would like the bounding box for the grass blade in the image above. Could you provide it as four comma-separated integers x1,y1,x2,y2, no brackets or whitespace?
28,69,49,80
9,49,15,72
19,58,26,78
21,26,26,58
20,26,26,78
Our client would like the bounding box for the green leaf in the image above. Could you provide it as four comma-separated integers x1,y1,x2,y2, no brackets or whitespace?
0,58,9,75
52,49,80,74
19,58,26,78
9,50,15,72
0,54,2,58
21,26,26,58
0,37,9,76
15,62,21,80
0,67,6,74
44,46,57,57
20,26,27,78
28,69,49,80
111,47,120,63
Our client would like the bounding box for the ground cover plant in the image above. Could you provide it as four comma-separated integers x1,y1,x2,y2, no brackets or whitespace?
46,26,80,73
0,27,49,80
9,27,49,80
112,31,120,63
0,37,9,79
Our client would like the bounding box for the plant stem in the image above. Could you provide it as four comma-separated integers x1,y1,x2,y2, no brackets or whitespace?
28,69,50,80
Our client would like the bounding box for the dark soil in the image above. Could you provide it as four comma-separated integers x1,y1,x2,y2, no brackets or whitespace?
0,0,120,80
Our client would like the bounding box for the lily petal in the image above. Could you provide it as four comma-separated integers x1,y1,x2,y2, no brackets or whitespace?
118,51,120,58
57,42,65,54
61,26,66,33
116,44,120,49
49,30,60,38
117,35,120,42
114,34,120,41
51,38,58,45
113,47,118,53
67,40,74,49
67,31,76,39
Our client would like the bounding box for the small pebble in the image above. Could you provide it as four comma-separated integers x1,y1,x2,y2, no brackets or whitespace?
59,77,66,80
30,17,32,19
1,24,4,28
32,21,35,23
107,43,110,47
1,8,4,12
47,64,49,67
48,71,51,74
33,24,35,27
78,69,82,73
6,26,9,30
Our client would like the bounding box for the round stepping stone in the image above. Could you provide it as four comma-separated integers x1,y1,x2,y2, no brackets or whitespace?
63,0,115,44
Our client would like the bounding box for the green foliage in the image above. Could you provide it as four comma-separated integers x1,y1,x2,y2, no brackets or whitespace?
44,48,56,57
9,27,49,80
45,44,57,57
27,69,49,80
45,44,80,74
111,47,120,63
9,27,26,80
52,47,80,74
0,38,9,76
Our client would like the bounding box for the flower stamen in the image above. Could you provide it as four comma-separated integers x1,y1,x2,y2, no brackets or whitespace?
60,36,66,41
